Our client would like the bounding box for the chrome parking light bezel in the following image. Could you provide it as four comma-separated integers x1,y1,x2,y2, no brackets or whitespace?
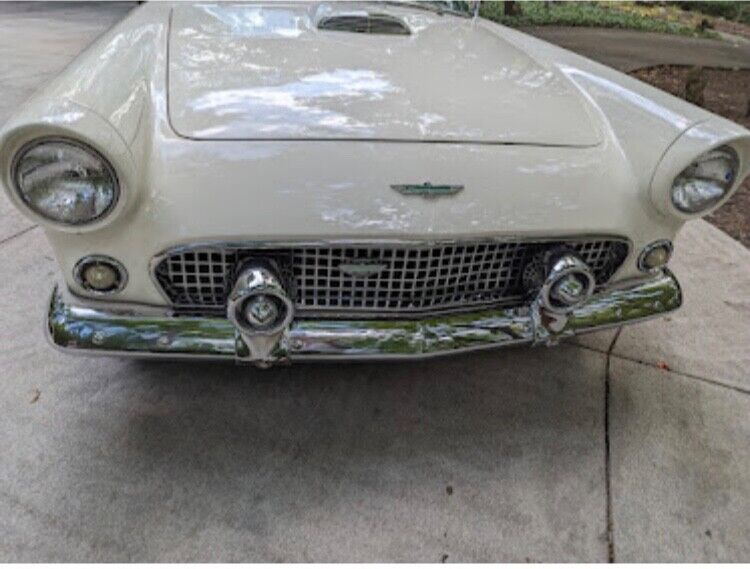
637,240,673,273
73,255,128,295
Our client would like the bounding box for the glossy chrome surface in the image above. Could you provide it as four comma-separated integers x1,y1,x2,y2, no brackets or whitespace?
537,253,595,314
47,269,682,365
638,239,674,273
226,262,296,365
150,237,630,317
670,145,739,214
73,255,128,295
650,122,749,220
10,137,120,228
227,263,295,334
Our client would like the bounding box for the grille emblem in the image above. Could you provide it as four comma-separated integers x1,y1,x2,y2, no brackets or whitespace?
245,295,279,327
391,182,464,198
340,260,389,278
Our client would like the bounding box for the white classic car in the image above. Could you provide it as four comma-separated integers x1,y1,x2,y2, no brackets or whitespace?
1,1,748,367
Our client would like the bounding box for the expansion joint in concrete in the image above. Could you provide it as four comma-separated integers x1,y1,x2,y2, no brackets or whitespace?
0,225,37,248
604,327,622,563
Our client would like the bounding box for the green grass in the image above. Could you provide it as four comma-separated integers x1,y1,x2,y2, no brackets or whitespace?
479,1,718,38
676,1,750,24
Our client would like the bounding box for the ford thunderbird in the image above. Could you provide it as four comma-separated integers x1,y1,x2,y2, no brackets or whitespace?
1,1,748,366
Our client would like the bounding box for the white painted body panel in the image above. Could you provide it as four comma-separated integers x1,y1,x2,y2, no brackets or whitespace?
168,3,601,145
1,2,748,308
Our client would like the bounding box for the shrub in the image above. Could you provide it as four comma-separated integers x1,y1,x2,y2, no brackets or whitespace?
676,1,749,23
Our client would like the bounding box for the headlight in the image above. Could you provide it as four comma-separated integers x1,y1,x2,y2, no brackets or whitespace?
670,145,739,214
12,138,119,225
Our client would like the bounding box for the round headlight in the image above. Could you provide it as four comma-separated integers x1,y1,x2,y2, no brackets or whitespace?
12,139,119,225
671,145,739,214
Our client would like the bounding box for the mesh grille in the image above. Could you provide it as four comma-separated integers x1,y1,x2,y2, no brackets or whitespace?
153,239,629,317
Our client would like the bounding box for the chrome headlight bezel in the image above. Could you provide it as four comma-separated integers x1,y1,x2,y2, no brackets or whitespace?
649,120,750,221
669,145,739,215
10,137,120,227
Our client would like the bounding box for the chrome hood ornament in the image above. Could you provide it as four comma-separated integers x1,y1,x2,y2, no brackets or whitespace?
391,182,464,198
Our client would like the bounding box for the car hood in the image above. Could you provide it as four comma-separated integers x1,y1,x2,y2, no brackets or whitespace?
167,2,603,145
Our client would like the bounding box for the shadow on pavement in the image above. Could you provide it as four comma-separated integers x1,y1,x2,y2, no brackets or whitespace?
22,345,607,560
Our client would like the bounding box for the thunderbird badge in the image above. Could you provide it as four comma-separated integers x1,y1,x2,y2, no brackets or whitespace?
339,259,389,278
391,182,464,197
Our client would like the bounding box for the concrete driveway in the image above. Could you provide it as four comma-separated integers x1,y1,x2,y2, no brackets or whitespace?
1,3,748,562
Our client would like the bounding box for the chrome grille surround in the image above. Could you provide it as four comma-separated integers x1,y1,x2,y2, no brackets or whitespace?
152,238,630,318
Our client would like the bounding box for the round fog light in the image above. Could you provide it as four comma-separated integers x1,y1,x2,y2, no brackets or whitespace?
74,256,127,294
638,240,673,272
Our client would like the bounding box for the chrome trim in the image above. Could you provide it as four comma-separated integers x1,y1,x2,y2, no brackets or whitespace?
637,239,674,274
227,262,296,365
670,145,739,214
48,269,681,366
538,253,595,314
150,235,633,266
227,262,294,335
73,255,128,296
148,235,633,313
11,137,120,226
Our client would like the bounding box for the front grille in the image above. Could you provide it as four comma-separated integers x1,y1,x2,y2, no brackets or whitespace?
153,239,629,317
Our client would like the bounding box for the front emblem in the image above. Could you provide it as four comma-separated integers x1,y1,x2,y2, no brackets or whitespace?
244,294,280,327
340,260,389,278
391,182,464,198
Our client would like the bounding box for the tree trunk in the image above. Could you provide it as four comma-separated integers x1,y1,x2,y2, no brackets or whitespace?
504,1,519,16
684,66,707,107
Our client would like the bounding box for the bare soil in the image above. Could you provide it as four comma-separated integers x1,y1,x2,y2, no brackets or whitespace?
630,66,750,247
711,18,750,41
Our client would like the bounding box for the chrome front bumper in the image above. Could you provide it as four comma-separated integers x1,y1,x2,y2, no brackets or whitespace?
47,270,682,366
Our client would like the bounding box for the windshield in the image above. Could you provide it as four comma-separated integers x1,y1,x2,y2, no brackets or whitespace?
383,1,478,17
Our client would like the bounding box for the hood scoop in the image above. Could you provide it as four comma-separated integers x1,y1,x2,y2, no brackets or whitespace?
317,13,411,35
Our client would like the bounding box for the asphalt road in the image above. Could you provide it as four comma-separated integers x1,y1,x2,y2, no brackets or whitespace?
0,3,749,562
524,26,750,72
